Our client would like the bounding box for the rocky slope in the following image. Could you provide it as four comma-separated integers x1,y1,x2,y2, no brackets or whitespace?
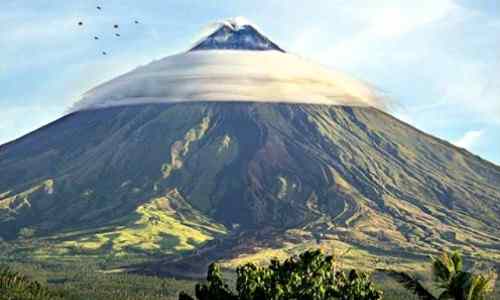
1,103,499,264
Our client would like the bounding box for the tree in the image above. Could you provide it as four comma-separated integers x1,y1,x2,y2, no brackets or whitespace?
195,263,237,300
179,249,382,300
18,227,36,239
381,250,497,300
179,291,196,300
0,265,64,299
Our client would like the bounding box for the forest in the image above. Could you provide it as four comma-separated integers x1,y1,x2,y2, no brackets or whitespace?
1,248,497,300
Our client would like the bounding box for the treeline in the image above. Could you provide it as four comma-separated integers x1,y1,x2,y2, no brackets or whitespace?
180,249,382,300
0,259,192,300
0,266,64,300
179,250,497,300
1,250,497,300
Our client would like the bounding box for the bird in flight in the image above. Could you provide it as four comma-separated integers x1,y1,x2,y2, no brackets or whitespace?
76,4,143,56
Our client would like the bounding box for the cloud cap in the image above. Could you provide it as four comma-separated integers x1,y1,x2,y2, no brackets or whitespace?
71,18,385,112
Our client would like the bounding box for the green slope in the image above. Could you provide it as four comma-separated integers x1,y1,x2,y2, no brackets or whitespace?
0,103,499,265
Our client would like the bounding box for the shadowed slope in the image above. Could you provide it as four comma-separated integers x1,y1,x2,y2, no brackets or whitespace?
1,103,499,261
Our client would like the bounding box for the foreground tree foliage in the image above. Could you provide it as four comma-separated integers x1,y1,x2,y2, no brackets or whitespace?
180,250,383,300
0,266,63,300
382,251,497,300
0,249,496,299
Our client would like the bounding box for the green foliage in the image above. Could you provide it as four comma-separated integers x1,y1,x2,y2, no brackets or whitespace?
179,292,196,300
3,103,500,264
0,248,497,300
0,266,63,300
183,249,382,300
379,270,436,300
0,252,195,300
18,228,36,240
431,251,497,300
383,250,497,300
194,263,237,300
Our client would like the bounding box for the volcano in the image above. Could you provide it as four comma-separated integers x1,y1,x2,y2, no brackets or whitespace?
1,18,499,273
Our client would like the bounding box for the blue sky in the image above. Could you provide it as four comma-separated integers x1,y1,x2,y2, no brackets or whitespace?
1,0,499,164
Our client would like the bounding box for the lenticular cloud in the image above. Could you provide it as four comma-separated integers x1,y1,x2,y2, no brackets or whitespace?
71,20,385,112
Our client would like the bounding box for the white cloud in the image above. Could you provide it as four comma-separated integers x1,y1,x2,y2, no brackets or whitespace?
439,60,500,124
351,0,458,38
453,130,484,149
0,15,79,45
290,1,500,129
318,0,459,67
71,50,384,112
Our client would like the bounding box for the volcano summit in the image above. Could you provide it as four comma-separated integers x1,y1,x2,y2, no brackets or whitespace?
1,18,499,275
71,17,382,112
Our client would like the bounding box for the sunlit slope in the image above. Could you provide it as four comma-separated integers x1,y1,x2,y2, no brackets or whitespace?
1,103,499,259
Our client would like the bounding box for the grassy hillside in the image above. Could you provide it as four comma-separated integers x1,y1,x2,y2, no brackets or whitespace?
1,103,499,273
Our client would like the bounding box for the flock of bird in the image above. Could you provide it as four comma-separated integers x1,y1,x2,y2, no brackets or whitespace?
78,5,140,56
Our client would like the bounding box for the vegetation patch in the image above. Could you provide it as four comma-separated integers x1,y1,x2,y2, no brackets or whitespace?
31,194,227,257
162,116,211,178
